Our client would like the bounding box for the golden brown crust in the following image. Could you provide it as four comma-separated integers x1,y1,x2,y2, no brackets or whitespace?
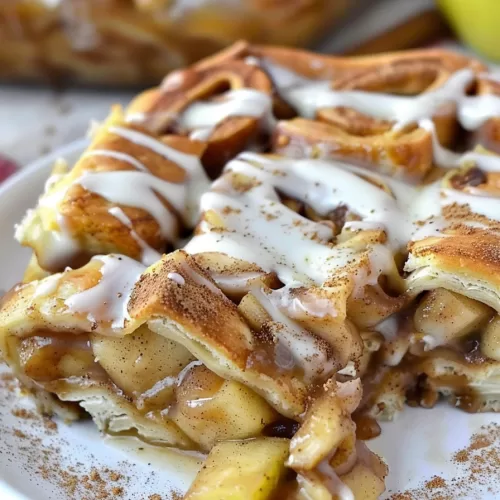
129,251,254,367
273,118,434,180
409,233,500,289
16,106,207,272
127,58,273,177
126,45,488,181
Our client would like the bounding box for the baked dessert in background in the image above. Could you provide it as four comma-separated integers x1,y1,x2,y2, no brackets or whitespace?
4,42,500,498
0,0,353,86
321,0,450,56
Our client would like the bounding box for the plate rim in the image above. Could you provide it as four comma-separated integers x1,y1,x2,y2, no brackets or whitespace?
0,139,87,500
0,139,88,200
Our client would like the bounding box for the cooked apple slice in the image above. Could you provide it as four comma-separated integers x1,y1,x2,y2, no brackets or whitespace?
91,325,195,409
481,315,500,361
170,364,277,450
17,334,96,381
184,437,290,499
414,288,493,347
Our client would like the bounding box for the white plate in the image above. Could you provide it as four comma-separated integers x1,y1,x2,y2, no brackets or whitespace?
1,143,500,499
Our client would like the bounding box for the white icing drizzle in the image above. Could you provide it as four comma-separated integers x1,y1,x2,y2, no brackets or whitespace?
316,454,355,500
419,119,463,168
108,207,162,266
458,93,500,130
420,119,500,171
267,284,338,319
463,152,500,172
185,153,398,290
264,61,500,132
176,360,204,386
251,286,336,382
65,255,145,330
136,375,178,402
180,261,225,297
186,397,214,408
79,171,182,239
442,188,500,220
186,185,339,285
229,152,417,250
262,59,500,170
84,149,149,172
18,124,211,270
260,58,310,90
33,273,62,298
136,359,203,408
209,271,266,295
46,125,211,250
178,89,274,140
24,212,82,271
108,126,210,226
167,272,186,286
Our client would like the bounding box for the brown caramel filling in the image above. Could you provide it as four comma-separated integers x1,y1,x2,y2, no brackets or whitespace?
11,330,291,451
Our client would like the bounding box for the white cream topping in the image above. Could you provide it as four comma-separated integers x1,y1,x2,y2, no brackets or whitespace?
33,274,62,299
176,360,204,386
262,59,500,171
78,171,182,239
265,61,500,132
418,119,463,168
442,188,500,220
420,119,500,171
65,255,145,330
461,152,500,172
185,154,400,290
84,149,149,172
180,260,225,297
178,89,274,140
229,152,417,250
19,125,211,269
209,271,266,295
108,207,162,266
167,272,186,286
268,284,338,319
73,127,210,245
21,212,82,271
251,286,336,382
186,186,341,285
316,455,355,500
108,126,210,226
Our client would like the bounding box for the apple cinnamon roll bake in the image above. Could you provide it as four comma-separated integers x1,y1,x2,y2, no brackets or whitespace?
5,42,500,498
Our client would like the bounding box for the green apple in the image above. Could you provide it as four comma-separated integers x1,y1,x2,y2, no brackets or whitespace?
438,0,500,61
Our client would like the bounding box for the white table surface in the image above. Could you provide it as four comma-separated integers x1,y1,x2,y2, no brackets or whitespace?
0,86,134,168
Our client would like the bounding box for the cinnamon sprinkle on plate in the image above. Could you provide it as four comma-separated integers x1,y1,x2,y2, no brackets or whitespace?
390,423,500,499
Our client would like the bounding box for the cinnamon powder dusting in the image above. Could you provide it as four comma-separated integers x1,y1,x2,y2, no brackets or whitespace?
0,364,180,499
390,423,500,499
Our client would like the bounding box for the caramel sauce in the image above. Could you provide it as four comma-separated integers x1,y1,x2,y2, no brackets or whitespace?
431,375,483,413
405,374,439,409
353,413,382,441
245,341,304,381
17,332,101,382
167,364,225,419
